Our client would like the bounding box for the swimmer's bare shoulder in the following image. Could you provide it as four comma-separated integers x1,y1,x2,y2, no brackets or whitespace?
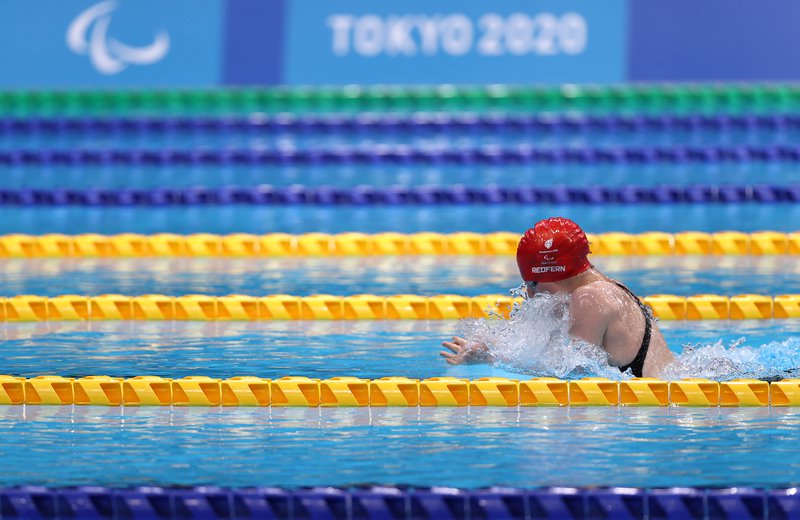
572,279,633,315
567,281,616,347
570,281,620,315
573,279,675,377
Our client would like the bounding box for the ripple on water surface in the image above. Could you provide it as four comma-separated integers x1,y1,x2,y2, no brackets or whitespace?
2,317,800,381
0,406,799,488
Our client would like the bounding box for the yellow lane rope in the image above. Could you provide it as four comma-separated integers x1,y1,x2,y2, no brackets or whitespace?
0,294,797,320
2,375,797,407
0,231,797,257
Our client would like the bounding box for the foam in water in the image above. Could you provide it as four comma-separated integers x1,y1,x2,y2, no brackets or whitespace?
455,283,800,381
456,285,624,380
661,338,800,381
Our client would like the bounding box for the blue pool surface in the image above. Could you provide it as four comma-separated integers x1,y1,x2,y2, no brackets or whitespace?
0,257,796,297
4,105,800,495
1,406,799,489
1,204,799,234
4,124,799,152
2,320,799,380
1,163,798,189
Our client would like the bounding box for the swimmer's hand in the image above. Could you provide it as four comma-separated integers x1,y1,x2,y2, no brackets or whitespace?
440,336,492,365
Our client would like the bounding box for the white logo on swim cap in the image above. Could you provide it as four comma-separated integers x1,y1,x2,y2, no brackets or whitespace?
67,0,170,75
544,238,554,249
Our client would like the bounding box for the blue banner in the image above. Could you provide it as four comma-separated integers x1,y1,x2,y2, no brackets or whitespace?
2,0,800,87
223,0,285,85
281,0,627,84
0,0,223,87
628,0,800,81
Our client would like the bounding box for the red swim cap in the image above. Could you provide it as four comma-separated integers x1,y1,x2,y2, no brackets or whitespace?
516,217,591,282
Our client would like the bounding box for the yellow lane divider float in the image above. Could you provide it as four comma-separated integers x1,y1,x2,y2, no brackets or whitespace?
1,294,800,321
0,231,798,257
2,376,799,407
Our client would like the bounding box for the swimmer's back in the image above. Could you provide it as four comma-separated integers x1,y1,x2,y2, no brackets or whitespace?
570,279,673,378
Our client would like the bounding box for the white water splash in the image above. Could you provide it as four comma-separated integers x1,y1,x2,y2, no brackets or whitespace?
456,285,800,381
662,338,800,381
456,288,624,380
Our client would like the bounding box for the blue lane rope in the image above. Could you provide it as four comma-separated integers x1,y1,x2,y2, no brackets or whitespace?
1,113,799,134
0,184,797,206
2,145,800,166
0,485,789,519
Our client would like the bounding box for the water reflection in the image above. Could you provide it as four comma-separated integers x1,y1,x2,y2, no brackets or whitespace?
1,319,799,381
1,256,800,296
1,205,799,235
1,406,799,488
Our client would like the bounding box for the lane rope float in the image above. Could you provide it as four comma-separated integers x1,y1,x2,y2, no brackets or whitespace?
3,145,800,166
0,231,796,257
3,113,800,135
0,485,789,520
0,294,796,321
0,184,799,206
1,375,797,407
2,84,800,115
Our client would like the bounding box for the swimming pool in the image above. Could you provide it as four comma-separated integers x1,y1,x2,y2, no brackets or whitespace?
2,406,800,489
0,256,798,297
1,205,800,235
0,318,798,381
2,85,800,518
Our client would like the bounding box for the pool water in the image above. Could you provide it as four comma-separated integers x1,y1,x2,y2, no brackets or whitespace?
1,320,799,380
5,122,799,151
3,93,800,494
2,406,800,489
2,253,798,488
1,205,799,235
0,256,798,297
3,163,800,189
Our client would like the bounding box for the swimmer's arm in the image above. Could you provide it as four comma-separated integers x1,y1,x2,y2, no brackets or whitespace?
440,336,493,365
567,289,610,348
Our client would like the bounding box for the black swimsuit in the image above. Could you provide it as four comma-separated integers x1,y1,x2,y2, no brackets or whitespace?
614,282,653,377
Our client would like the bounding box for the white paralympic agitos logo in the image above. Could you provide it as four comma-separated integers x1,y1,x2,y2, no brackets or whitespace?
66,0,170,75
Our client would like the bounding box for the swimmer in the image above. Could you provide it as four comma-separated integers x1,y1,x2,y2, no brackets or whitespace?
441,217,675,377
